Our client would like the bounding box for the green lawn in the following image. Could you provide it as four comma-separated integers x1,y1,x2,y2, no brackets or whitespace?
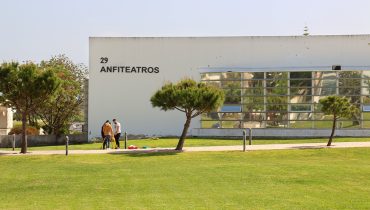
0,148,369,209
2,137,369,151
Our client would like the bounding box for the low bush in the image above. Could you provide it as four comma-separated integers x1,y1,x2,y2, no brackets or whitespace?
8,125,39,135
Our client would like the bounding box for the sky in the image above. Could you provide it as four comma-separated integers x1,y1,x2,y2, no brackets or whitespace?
1,0,370,66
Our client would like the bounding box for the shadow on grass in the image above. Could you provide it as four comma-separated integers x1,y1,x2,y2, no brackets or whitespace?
291,145,327,149
0,151,18,156
107,148,181,157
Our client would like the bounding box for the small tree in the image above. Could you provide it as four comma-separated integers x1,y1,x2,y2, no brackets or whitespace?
319,96,359,146
0,62,60,153
36,55,87,135
151,78,225,150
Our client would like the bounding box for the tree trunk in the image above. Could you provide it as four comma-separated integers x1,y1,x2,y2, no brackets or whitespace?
327,116,336,146
20,112,28,154
175,116,192,151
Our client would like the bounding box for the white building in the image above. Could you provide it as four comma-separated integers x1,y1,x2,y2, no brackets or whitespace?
0,106,13,135
88,35,370,139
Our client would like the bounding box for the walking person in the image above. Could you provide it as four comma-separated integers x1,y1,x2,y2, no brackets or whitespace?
113,119,121,149
100,122,105,149
102,120,114,149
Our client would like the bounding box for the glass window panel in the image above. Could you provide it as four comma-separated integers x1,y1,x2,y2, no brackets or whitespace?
291,104,312,111
201,73,220,81
313,87,336,95
290,72,312,79
290,112,312,120
267,104,288,111
363,105,370,112
312,96,320,104
290,95,312,103
313,103,322,112
220,105,242,112
313,72,337,89
339,112,360,121
361,86,370,95
339,87,361,95
201,113,221,120
290,79,312,87
220,113,243,120
313,121,333,129
363,96,370,104
289,121,313,128
313,112,325,120
316,114,334,121
266,72,288,88
313,71,337,80
221,121,242,128
347,96,361,104
223,89,241,104
243,104,264,112
243,80,263,88
364,113,370,120
201,121,221,128
266,72,288,80
242,88,264,96
362,71,370,96
266,96,288,104
242,72,264,80
363,79,370,86
224,96,241,104
362,71,370,79
221,80,241,88
221,72,241,80
363,120,370,128
266,112,288,121
362,108,370,128
290,87,312,95
202,80,220,88
266,87,287,95
338,71,361,79
266,120,288,128
337,121,361,129
243,96,264,104
242,121,264,128
266,79,288,88
339,79,361,88
243,112,265,121
314,79,337,88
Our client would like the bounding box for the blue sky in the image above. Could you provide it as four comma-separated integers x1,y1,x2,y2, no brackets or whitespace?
1,0,370,65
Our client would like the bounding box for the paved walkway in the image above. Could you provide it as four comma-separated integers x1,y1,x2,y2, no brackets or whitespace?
1,141,370,156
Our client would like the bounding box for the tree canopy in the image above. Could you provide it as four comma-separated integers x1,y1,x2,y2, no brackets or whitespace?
36,55,87,135
0,62,60,153
319,96,359,146
151,78,225,150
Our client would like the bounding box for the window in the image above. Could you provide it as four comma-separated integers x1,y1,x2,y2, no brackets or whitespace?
200,70,370,129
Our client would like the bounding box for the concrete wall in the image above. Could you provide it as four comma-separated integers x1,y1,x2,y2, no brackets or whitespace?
89,35,370,139
0,134,88,148
193,128,370,138
0,106,13,135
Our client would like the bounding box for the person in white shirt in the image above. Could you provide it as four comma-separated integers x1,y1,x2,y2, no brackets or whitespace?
112,119,121,149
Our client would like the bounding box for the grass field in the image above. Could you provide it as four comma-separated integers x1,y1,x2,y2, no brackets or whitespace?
0,148,369,209
2,137,369,151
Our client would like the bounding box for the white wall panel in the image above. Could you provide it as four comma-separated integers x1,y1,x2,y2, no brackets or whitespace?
89,35,370,139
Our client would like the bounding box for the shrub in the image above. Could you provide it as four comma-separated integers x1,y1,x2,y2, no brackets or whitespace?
8,125,39,135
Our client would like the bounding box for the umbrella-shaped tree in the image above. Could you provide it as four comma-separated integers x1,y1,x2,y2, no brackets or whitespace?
319,96,359,146
0,62,60,153
151,78,225,150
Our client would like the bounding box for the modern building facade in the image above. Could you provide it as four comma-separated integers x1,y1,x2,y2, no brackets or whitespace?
200,69,370,129
89,35,370,139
